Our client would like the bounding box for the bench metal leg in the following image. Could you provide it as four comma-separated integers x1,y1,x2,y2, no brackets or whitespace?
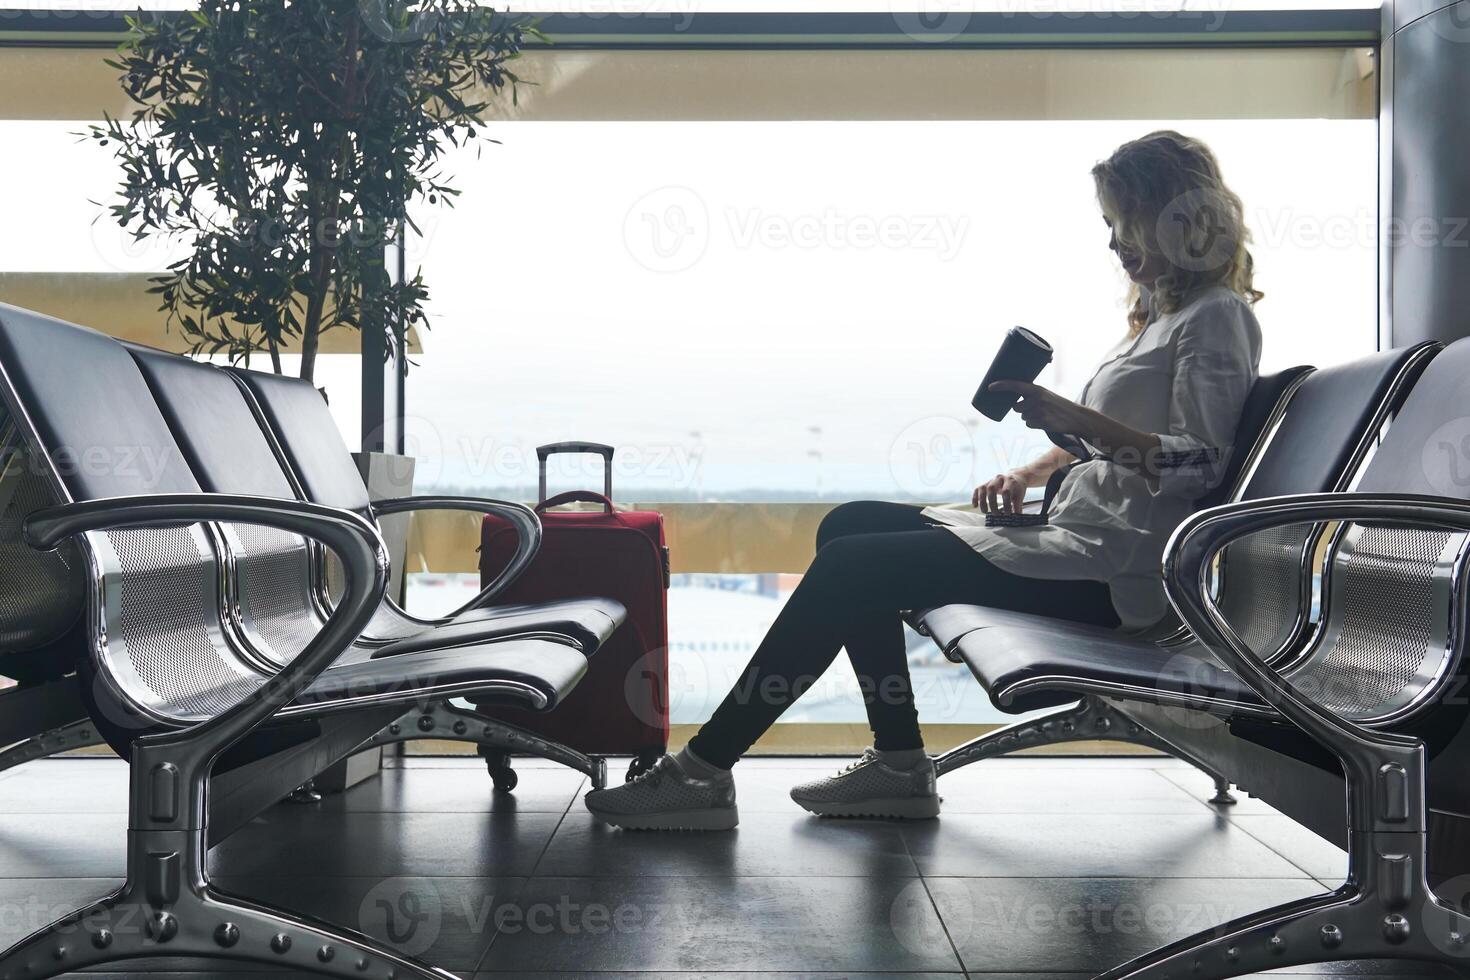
359,700,609,789
0,718,106,774
933,695,1238,805
1093,742,1470,978
0,744,456,980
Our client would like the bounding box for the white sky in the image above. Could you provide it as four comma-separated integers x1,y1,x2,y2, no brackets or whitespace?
1,115,1376,500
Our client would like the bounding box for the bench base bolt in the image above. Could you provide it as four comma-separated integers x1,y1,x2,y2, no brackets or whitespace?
271,933,292,954
1225,946,1239,962
318,944,335,962
215,923,240,947
1268,934,1285,953
147,912,178,943
1383,914,1411,944
1320,924,1343,948
91,929,113,950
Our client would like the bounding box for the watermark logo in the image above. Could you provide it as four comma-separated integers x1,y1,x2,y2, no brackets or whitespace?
1424,875,1470,957
624,186,710,273
890,2,973,42
1156,188,1237,274
889,415,975,499
1429,0,1470,43
359,877,443,956
359,0,442,43
892,878,974,955
625,646,707,729
1422,418,1470,497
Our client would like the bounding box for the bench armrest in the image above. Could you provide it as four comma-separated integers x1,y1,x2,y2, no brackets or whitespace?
25,494,389,765
371,494,542,614
1163,491,1470,830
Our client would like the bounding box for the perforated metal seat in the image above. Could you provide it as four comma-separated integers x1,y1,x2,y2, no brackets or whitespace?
0,301,597,980
917,349,1435,667
1073,339,1470,979
915,346,1439,799
124,342,623,785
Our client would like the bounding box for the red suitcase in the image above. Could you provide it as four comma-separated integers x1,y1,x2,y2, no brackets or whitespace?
477,442,670,783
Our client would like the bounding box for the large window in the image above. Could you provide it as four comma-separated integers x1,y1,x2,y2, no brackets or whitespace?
0,39,1378,739
396,48,1377,734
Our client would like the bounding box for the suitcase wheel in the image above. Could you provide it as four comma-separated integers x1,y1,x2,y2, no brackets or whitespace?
626,749,663,782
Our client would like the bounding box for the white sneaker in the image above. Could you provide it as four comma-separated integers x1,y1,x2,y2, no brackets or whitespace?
789,748,940,819
584,753,738,831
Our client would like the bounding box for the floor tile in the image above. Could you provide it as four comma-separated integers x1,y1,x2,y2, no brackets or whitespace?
316,766,585,814
1231,814,1349,880
901,812,1307,878
212,875,523,971
208,810,563,878
934,766,1208,814
927,875,1321,972
0,812,126,877
0,761,129,813
537,811,918,877
0,877,121,948
477,875,962,973
1158,766,1285,815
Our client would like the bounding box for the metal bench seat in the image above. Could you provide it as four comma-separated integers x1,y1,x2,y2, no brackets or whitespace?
942,621,1259,714
0,302,600,980
927,339,1470,979
912,345,1438,796
124,343,626,786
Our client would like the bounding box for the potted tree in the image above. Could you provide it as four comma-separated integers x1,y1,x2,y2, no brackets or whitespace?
90,0,539,792
91,0,539,381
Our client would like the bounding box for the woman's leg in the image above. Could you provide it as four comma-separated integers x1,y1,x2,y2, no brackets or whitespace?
687,525,1117,769
814,500,933,550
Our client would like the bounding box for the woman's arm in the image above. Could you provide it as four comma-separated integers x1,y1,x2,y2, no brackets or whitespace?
987,381,1160,466
988,303,1257,495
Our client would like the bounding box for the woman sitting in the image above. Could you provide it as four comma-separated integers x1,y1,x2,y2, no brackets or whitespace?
586,129,1264,831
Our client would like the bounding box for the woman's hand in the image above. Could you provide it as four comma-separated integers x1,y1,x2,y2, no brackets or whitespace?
973,472,1027,513
988,380,1163,474
987,381,1092,436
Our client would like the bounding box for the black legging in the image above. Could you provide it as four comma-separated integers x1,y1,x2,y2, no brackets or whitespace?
686,500,1120,769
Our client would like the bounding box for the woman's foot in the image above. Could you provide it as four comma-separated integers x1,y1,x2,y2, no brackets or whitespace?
789,748,940,819
584,751,738,830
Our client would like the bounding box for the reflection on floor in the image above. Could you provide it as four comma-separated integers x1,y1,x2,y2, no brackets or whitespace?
0,754,1452,978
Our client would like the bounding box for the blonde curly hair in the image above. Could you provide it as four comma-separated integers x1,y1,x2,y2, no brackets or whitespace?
1092,130,1263,336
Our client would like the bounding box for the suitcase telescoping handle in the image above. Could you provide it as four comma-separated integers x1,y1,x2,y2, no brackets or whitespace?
537,441,615,504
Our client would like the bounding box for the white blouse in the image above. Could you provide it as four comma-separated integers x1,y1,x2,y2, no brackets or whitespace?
923,285,1263,629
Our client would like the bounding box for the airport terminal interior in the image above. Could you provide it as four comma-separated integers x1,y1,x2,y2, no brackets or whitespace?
3,0,1470,977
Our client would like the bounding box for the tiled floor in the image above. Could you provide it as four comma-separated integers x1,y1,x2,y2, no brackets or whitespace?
0,754,1457,979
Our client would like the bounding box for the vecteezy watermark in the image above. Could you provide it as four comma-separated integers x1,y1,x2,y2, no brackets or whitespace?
1156,188,1240,274
892,878,975,955
358,0,443,43
624,647,699,730
623,187,971,273
1249,207,1470,253
889,2,975,43
726,208,968,261
624,186,711,274
888,415,981,500
552,0,699,33
1421,418,1470,497
1423,874,1470,957
359,877,443,956
995,0,1231,31
1428,0,1470,43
